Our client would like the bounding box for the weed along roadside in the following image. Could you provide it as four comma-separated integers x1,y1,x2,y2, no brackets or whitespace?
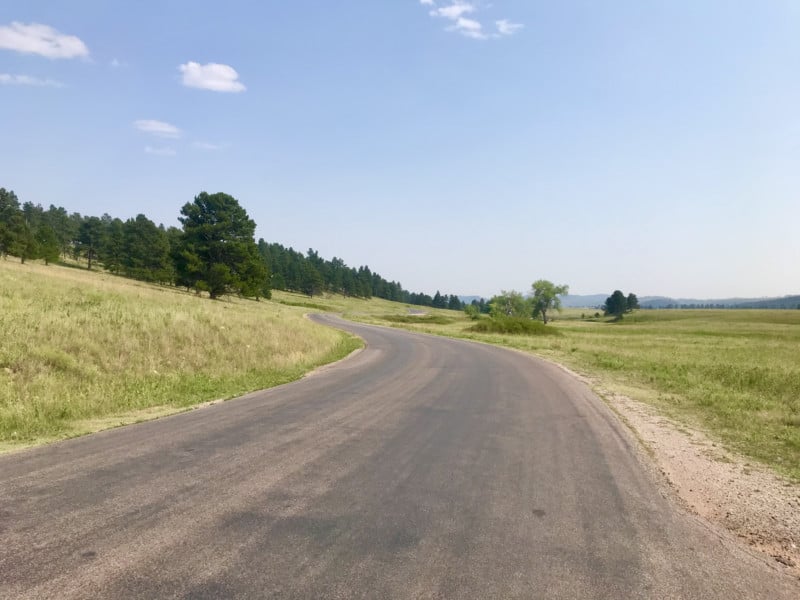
0,260,360,450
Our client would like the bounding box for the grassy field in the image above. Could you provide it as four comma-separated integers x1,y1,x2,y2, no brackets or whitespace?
341,305,800,481
0,261,360,449
3,259,798,481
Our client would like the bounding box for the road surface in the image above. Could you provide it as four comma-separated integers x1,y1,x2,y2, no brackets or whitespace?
1,314,796,599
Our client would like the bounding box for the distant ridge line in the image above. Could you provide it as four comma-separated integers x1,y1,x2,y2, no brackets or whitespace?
559,294,800,309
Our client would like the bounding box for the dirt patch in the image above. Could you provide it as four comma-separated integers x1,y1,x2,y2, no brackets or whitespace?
580,385,798,581
539,359,800,578
608,392,799,575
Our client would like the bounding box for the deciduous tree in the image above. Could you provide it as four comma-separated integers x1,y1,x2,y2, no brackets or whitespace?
490,290,529,318
530,280,569,324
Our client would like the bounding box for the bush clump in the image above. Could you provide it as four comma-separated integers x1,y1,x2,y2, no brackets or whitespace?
468,317,562,336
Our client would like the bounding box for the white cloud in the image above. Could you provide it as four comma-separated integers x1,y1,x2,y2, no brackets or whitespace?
0,73,63,87
421,1,522,41
496,19,523,36
179,61,245,93
145,146,176,156
0,22,89,59
430,2,475,20
134,119,181,139
451,17,486,40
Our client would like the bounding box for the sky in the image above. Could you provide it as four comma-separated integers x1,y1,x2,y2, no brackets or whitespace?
1,1,798,299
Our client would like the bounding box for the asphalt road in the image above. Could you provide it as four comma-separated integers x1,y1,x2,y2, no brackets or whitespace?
1,314,796,599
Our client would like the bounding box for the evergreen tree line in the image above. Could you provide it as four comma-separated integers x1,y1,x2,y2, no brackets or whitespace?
0,187,465,309
258,241,464,309
1,188,177,283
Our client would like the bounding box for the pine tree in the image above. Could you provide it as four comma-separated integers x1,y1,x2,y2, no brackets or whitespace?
176,192,267,299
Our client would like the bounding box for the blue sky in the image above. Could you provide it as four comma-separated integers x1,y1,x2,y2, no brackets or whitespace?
1,1,798,298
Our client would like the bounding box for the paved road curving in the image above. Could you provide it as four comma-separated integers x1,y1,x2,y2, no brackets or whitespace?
1,314,796,599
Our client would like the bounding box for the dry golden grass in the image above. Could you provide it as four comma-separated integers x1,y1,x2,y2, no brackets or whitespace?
0,260,359,447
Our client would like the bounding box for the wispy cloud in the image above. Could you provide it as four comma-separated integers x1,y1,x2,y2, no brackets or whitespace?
422,2,522,41
430,2,475,20
179,61,245,93
496,19,523,36
0,22,89,59
145,146,176,157
0,73,64,87
134,119,182,139
451,17,486,40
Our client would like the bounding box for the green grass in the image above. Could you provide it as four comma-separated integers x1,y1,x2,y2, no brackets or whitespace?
337,304,800,481
4,259,799,481
277,299,335,312
0,261,361,447
381,314,455,325
468,316,561,336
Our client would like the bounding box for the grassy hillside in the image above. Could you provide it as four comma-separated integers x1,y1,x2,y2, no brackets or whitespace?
0,261,362,449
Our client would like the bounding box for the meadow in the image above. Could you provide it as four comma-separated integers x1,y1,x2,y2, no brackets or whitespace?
342,305,800,481
0,261,360,448
3,259,798,482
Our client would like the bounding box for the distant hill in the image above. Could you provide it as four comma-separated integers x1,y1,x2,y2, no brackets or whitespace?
639,295,800,309
559,294,609,308
464,293,800,310
729,295,800,309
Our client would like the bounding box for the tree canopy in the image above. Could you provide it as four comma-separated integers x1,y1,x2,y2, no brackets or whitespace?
530,280,569,324
603,289,640,318
177,192,267,300
489,290,529,318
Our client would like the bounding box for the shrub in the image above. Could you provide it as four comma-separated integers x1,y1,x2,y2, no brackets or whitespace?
468,316,562,336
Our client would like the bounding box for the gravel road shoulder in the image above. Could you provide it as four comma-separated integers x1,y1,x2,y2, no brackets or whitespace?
560,366,800,579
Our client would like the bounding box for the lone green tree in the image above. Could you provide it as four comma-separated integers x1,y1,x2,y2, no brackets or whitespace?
604,290,628,318
177,192,268,299
530,280,569,324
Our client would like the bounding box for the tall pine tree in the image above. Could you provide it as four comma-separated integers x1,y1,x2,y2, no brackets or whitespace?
176,192,268,299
